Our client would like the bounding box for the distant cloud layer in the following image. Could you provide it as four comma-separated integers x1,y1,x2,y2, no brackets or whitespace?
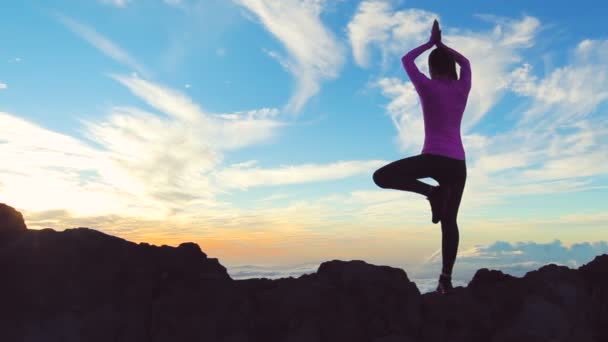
423,239,608,280
226,239,608,293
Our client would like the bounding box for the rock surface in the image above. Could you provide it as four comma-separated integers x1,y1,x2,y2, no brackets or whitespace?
0,203,27,246
1,203,607,342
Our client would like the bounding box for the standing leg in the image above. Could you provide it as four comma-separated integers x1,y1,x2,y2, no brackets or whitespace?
372,154,437,196
439,162,466,277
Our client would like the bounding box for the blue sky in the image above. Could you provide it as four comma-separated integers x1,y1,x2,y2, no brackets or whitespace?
1,0,607,282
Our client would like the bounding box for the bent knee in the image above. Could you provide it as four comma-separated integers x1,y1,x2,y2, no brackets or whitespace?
373,169,387,188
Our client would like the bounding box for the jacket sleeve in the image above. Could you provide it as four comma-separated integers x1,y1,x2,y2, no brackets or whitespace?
401,41,434,92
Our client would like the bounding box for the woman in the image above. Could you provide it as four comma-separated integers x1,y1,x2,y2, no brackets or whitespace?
372,20,471,295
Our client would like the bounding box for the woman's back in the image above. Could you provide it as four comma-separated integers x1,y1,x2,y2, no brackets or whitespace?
401,43,472,161
416,78,469,160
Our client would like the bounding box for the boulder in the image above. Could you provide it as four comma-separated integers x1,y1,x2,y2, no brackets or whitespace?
0,203,27,245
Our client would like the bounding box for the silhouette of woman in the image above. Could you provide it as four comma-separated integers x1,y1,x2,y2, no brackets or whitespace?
372,20,471,294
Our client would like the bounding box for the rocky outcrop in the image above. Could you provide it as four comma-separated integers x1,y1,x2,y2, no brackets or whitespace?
1,203,607,342
0,203,27,246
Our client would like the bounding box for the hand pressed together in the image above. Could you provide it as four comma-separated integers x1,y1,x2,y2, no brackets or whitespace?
429,19,442,45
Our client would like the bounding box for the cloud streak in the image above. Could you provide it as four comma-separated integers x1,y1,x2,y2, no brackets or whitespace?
58,14,149,77
235,0,345,113
215,160,387,189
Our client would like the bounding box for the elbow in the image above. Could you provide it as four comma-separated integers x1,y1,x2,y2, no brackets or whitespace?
401,56,414,70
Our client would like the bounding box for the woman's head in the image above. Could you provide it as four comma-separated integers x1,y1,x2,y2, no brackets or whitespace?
429,46,457,80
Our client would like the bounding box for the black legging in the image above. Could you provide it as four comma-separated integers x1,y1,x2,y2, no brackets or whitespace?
372,153,467,275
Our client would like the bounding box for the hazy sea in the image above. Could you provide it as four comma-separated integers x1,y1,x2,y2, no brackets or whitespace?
225,263,467,294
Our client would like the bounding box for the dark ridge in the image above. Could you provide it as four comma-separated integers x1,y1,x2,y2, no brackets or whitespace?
1,203,606,342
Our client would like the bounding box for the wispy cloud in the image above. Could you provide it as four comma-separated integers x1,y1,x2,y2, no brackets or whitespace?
235,0,345,113
57,14,149,77
78,74,289,212
215,160,386,189
0,82,6,90
109,75,285,149
509,39,608,127
348,1,436,68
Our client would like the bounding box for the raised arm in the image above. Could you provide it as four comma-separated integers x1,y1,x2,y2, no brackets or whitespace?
401,41,434,89
438,41,471,91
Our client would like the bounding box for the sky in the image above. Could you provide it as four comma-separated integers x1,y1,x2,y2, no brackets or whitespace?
1,0,607,286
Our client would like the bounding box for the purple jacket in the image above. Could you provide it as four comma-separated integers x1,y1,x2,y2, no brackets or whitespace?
401,41,471,161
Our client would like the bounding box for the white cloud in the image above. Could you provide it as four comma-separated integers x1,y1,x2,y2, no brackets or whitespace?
508,39,608,127
110,74,285,149
235,0,345,113
78,75,291,210
215,160,386,189
374,76,425,153
347,1,435,68
0,82,6,90
0,112,142,217
0,74,277,219
58,15,148,77
110,74,207,123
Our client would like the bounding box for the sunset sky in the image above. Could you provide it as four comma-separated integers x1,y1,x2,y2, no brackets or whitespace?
1,0,607,284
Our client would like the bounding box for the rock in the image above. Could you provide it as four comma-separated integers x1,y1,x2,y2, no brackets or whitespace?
578,254,608,342
492,294,570,342
0,203,607,342
0,203,27,245
373,335,418,342
178,242,207,258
